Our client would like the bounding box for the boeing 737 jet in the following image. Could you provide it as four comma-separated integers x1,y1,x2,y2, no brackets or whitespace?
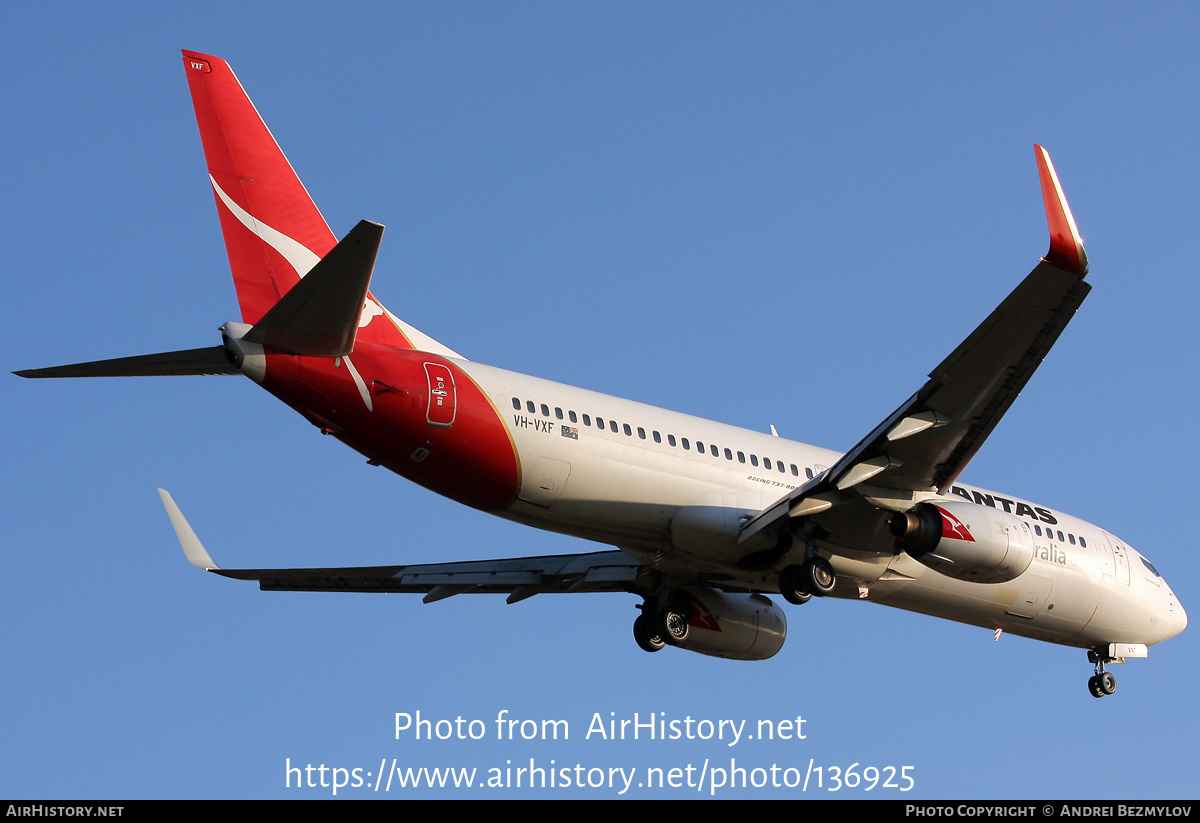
17,51,1186,697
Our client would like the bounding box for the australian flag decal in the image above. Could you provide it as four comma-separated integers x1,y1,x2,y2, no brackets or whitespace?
561,425,579,440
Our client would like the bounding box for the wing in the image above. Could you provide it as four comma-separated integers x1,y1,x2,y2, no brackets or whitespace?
159,489,643,603
741,145,1089,546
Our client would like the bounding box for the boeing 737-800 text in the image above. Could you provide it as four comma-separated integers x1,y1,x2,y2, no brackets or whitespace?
17,51,1186,697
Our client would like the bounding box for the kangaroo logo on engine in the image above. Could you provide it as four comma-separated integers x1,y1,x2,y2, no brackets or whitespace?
937,506,975,542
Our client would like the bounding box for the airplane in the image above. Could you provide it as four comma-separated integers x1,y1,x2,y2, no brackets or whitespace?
16,51,1186,698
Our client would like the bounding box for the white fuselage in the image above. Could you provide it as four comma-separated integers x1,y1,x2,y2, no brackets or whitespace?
450,358,1186,651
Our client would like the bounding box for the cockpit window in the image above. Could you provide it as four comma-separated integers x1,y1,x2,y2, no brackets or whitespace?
1141,557,1162,578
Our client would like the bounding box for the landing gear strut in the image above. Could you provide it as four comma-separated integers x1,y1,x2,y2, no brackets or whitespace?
779,557,836,604
1087,651,1118,698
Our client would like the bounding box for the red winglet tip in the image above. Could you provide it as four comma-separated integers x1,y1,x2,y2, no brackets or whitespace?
1034,144,1088,275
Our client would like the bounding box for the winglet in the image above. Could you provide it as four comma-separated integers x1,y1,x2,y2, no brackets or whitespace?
157,489,221,571
1035,144,1088,276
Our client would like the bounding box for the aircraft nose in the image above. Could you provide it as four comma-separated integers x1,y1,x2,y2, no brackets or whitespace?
1156,584,1187,643
1172,596,1188,639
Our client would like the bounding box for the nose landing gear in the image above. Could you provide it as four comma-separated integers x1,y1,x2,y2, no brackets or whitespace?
1088,671,1117,698
1087,650,1118,698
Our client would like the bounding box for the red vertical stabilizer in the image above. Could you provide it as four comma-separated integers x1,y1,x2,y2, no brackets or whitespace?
182,51,456,356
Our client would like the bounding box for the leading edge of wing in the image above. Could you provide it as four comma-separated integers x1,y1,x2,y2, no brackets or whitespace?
740,146,1091,545
157,489,641,601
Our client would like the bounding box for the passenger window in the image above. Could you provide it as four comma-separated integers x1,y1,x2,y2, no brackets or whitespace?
1057,530,1065,542
724,448,733,460
653,431,661,443
569,410,577,423
512,397,521,410
668,435,677,447
682,438,690,450
638,427,646,440
738,451,746,463
623,423,632,436
597,417,605,429
583,414,591,426
541,404,550,417
790,464,799,476
805,467,813,479
610,420,618,433
527,401,535,413
764,458,772,470
1080,537,1087,548
710,444,718,457
751,455,759,467
1069,534,1076,545
555,407,563,420
1035,525,1043,537
697,441,705,454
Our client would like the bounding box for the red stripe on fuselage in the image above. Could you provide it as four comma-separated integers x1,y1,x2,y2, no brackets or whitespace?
259,344,520,511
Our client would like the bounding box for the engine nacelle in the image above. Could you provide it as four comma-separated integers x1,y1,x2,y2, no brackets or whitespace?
674,589,787,661
890,500,1034,584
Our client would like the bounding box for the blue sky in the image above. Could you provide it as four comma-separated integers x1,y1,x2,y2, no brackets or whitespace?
4,3,1197,798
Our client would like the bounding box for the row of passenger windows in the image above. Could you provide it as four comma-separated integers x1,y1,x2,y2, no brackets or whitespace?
512,395,1110,546
510,395,1121,557
1034,524,1087,548
512,396,815,479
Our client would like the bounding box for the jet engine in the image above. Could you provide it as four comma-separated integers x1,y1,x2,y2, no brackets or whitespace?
663,589,787,661
890,501,1034,584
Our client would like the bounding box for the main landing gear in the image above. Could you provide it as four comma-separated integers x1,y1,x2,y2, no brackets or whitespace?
1087,650,1118,698
633,613,665,653
779,557,836,605
634,594,692,653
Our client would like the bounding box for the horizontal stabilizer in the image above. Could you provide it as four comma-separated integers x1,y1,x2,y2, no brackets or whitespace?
15,346,237,378
242,220,383,357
